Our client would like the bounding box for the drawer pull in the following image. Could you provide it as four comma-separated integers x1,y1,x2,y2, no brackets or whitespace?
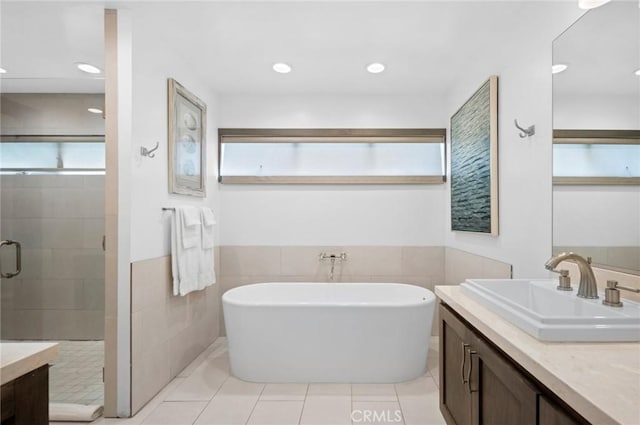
461,343,470,384
467,350,477,393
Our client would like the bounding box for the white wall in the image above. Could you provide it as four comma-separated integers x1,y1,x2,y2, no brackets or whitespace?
444,4,582,279
553,93,639,129
129,9,219,262
129,2,583,274
124,8,222,415
217,94,447,246
554,185,640,246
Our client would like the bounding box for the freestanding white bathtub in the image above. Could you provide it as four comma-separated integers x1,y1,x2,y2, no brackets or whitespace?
222,282,435,383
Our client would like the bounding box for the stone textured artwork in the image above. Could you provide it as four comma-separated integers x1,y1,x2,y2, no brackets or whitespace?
450,76,499,235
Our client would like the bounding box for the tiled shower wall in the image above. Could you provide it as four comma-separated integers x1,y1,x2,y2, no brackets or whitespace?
217,246,512,336
0,174,105,340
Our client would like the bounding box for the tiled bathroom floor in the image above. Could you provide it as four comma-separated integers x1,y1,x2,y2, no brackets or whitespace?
58,337,443,425
50,340,104,406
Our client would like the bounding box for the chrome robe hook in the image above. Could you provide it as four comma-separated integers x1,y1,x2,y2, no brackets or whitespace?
141,141,160,158
514,119,535,138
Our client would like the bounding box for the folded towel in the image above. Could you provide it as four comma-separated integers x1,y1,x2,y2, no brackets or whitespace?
171,207,200,296
182,206,201,227
49,403,103,422
181,206,201,249
202,207,216,226
201,207,216,249
199,207,216,287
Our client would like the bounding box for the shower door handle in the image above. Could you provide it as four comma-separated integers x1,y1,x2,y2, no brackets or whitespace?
0,240,22,279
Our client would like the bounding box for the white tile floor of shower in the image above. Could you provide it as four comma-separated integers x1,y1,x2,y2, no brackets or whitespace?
62,337,444,425
50,340,104,406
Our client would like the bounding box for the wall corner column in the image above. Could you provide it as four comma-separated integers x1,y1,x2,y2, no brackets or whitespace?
104,7,132,418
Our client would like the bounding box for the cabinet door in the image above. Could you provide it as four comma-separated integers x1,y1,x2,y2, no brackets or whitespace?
440,305,473,425
469,333,538,425
539,395,588,425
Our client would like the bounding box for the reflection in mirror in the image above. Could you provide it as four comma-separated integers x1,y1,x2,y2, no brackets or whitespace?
552,0,640,275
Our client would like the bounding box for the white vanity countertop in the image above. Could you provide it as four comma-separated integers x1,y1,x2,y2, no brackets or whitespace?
0,342,58,385
435,285,640,425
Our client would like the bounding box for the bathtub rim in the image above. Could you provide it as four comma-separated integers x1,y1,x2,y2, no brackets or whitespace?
222,281,436,308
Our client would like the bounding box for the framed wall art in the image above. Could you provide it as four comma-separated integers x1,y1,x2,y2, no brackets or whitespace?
450,76,499,235
168,78,207,197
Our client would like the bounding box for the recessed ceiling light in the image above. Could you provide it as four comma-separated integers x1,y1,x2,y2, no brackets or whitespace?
0,68,6,74
76,62,102,74
552,64,568,74
578,0,612,9
87,108,103,114
273,63,292,74
367,63,385,74
635,69,640,76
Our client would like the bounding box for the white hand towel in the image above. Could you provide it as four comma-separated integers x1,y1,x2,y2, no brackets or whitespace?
181,206,201,249
201,207,216,249
199,207,216,287
171,207,201,296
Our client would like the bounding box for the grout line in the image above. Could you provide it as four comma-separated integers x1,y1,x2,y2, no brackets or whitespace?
350,384,354,425
298,382,311,425
243,383,266,425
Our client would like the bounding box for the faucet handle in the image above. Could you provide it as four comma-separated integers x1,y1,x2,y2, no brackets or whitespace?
555,270,572,291
603,281,623,307
610,280,640,294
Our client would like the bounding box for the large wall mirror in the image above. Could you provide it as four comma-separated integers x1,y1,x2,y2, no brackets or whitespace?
552,0,640,275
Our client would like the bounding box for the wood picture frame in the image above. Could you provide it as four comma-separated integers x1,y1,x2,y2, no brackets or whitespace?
168,78,207,197
450,76,499,235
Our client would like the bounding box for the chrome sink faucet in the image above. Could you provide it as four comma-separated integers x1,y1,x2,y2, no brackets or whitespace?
545,252,598,299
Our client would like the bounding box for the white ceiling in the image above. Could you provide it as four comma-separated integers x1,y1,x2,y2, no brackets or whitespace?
3,0,629,96
0,2,105,92
553,1,639,97
124,1,580,95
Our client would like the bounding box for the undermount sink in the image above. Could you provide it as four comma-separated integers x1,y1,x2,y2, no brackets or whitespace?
460,279,640,342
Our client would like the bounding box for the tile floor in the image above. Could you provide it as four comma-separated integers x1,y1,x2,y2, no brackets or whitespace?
54,337,443,425
50,340,104,406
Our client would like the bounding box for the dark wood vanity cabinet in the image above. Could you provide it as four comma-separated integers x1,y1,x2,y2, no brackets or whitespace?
439,303,589,425
1,365,49,425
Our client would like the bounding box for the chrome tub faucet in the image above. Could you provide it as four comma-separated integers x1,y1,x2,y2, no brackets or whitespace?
319,252,347,282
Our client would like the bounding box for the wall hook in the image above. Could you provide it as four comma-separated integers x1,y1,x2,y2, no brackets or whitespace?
514,119,535,138
141,141,160,158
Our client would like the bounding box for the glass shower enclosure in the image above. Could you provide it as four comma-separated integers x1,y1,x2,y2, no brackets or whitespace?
0,97,106,409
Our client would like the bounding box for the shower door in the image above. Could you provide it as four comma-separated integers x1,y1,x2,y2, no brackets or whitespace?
0,240,21,279
0,129,106,408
